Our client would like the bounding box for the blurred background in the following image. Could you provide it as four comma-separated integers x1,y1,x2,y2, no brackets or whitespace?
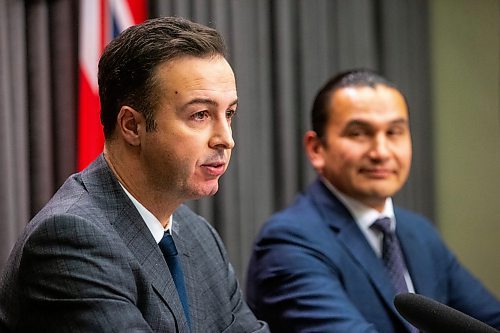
0,0,498,297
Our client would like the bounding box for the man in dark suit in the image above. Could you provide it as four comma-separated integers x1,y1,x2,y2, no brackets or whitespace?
0,17,268,333
245,69,500,332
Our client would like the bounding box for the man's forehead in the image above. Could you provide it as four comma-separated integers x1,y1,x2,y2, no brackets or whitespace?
154,56,237,102
329,85,408,118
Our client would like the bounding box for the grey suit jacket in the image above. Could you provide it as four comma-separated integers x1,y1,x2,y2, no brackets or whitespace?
0,155,268,333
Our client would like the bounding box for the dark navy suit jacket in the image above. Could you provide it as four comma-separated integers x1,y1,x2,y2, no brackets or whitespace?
246,178,500,332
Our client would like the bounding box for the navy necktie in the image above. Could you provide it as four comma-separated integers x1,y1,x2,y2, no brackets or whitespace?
159,231,191,330
371,217,409,294
371,217,419,333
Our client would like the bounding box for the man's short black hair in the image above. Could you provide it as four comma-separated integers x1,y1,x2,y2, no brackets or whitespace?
311,69,405,139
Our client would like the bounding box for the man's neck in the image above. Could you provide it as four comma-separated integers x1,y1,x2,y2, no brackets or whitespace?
320,176,392,214
103,146,178,227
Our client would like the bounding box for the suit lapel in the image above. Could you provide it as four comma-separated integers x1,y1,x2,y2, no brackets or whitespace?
118,208,189,331
396,211,435,297
81,155,190,333
309,180,407,327
336,220,397,308
172,211,206,333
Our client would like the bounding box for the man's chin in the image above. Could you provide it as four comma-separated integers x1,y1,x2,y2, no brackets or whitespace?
364,188,399,202
191,183,220,199
206,186,219,197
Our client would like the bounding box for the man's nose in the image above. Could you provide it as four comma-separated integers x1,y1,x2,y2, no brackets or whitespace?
209,118,235,150
368,134,390,160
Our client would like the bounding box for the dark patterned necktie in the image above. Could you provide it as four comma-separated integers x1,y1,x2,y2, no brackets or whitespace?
159,230,191,330
371,217,419,333
371,217,409,294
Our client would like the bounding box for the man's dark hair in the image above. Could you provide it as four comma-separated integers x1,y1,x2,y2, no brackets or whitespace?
98,16,227,139
311,69,405,140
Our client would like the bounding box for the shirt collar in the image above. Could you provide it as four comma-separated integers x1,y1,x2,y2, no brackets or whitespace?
320,177,396,231
118,182,172,244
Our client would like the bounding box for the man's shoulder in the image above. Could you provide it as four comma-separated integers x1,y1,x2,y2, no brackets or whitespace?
393,206,445,247
174,204,220,240
268,193,318,221
174,204,210,230
394,205,435,229
33,173,102,223
262,180,346,229
174,204,202,220
34,155,129,224
255,195,331,247
27,167,130,246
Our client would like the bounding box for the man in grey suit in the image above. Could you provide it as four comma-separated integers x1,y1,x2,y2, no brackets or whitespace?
0,17,268,333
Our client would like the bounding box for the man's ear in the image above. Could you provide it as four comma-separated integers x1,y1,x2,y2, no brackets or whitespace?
116,106,143,146
304,130,325,174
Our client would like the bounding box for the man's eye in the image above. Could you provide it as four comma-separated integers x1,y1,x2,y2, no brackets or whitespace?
388,126,405,136
226,109,236,119
347,129,366,137
192,111,209,120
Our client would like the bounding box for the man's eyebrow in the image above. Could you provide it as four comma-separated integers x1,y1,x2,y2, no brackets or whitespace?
391,118,408,125
345,118,408,127
345,119,370,127
184,98,238,108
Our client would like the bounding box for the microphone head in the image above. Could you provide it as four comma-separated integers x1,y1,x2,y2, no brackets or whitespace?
394,293,498,333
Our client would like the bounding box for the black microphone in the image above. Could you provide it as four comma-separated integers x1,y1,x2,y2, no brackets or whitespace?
394,293,498,333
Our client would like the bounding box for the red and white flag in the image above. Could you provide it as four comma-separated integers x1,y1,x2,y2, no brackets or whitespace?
78,0,147,170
